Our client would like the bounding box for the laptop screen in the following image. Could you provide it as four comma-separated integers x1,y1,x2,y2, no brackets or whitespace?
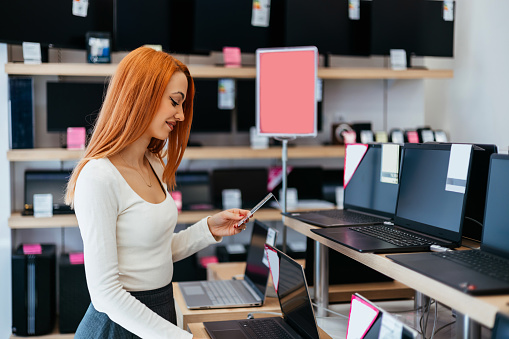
394,144,470,243
244,221,275,299
481,154,509,258
277,249,319,339
344,144,400,218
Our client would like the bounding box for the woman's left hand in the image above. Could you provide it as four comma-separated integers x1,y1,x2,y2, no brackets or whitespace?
207,209,252,238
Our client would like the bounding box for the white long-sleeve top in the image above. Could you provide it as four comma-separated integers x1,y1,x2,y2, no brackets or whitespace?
74,153,220,338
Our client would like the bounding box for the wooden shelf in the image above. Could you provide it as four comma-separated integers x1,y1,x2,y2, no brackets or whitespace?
5,63,453,79
9,209,284,229
7,145,345,162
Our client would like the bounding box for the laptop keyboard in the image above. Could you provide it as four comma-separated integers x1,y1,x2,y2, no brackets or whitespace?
314,209,385,223
432,250,509,283
200,280,244,305
240,319,293,339
351,225,437,247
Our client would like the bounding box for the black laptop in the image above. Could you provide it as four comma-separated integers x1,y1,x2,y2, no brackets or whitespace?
387,154,509,295
22,170,73,215
204,244,320,339
283,143,401,227
312,143,473,253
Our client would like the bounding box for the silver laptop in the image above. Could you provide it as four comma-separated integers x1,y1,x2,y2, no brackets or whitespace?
204,244,320,339
179,220,277,309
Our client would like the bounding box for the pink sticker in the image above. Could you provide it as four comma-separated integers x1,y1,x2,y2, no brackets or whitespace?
23,244,42,255
171,191,182,213
406,131,420,143
69,252,85,265
199,256,218,268
223,47,241,68
67,127,86,150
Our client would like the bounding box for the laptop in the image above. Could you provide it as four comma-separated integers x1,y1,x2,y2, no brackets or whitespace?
204,244,320,339
22,170,73,216
351,294,418,339
492,312,509,339
387,154,509,295
179,220,277,309
283,143,401,227
312,143,473,253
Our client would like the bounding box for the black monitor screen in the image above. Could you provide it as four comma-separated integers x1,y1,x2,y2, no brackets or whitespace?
277,248,319,339
285,0,371,56
25,171,71,207
481,155,509,258
113,0,194,53
46,82,106,133
344,144,400,218
192,79,232,133
0,0,113,49
193,0,284,53
211,168,268,209
245,221,274,298
395,144,469,241
175,171,213,211
371,0,454,57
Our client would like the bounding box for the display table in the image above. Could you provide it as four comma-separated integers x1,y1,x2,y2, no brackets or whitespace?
283,217,509,333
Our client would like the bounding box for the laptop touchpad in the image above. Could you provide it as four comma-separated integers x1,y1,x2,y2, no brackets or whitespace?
210,329,247,339
183,286,205,295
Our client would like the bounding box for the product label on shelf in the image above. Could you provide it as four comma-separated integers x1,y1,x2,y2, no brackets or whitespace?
23,244,42,255
251,0,271,27
33,193,53,218
72,0,89,17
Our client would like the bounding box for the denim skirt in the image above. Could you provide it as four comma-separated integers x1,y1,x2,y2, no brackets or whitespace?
75,282,177,338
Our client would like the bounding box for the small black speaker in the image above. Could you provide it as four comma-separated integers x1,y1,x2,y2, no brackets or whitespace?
12,244,56,336
59,253,91,333
9,77,34,149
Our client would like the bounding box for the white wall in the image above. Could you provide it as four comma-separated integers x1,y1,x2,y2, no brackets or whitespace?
0,43,13,338
424,0,509,149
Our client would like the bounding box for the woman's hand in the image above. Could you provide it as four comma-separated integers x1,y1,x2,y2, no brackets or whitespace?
207,209,252,238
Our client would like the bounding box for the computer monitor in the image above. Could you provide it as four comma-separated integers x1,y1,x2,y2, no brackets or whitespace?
211,168,268,209
113,0,194,53
175,171,213,211
284,0,371,56
270,167,324,201
46,82,106,133
344,144,401,218
0,0,113,50
191,79,233,133
192,0,284,54
24,170,72,214
371,0,454,64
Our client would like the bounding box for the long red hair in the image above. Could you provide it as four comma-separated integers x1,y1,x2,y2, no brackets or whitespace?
65,47,195,207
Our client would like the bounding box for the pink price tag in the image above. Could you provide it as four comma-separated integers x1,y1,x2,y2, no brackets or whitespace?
170,191,182,213
223,46,241,68
67,127,86,149
69,252,85,265
23,244,42,255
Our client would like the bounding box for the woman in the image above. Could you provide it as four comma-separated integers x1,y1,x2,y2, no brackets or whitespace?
65,47,250,338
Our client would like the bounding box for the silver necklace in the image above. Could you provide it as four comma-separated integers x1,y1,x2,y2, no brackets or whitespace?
119,152,153,187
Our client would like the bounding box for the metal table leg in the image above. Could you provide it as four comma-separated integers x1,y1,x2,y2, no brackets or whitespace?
456,311,481,339
314,241,329,317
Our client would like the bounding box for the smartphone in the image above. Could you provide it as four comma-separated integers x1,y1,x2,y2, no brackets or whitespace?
236,193,274,227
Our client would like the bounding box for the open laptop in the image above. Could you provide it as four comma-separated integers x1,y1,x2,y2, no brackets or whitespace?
387,154,509,295
179,220,277,309
312,143,473,253
351,294,418,339
283,143,401,227
22,170,73,216
204,244,320,339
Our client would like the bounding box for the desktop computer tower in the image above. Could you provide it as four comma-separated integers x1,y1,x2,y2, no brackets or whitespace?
12,244,56,336
59,253,90,333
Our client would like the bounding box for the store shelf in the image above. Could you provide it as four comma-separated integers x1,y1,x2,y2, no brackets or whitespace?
7,145,345,162
5,63,453,79
9,209,286,229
